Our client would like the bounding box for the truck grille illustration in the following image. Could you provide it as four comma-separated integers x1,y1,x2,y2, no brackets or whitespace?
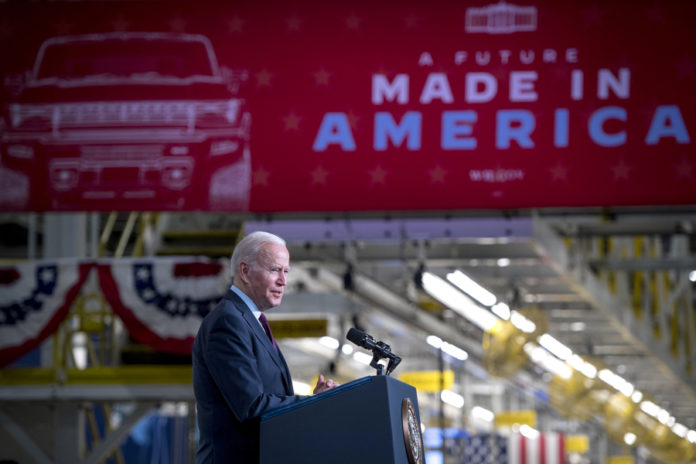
1,32,251,211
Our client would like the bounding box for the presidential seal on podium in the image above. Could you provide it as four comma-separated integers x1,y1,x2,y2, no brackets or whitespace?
401,397,423,464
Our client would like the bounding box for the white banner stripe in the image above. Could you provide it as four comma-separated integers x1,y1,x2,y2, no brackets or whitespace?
547,432,560,464
508,433,521,464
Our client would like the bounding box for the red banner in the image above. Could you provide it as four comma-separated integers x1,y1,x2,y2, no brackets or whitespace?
1,1,695,212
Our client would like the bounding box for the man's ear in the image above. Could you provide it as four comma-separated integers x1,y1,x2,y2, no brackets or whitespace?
238,262,250,284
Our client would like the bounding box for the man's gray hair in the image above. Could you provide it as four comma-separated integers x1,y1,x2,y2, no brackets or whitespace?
230,231,286,278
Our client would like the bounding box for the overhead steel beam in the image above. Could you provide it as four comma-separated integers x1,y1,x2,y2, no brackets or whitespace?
80,402,155,464
589,257,696,271
0,408,53,464
0,385,193,401
533,216,696,405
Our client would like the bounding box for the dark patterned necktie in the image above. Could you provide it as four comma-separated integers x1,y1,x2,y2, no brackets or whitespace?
258,312,278,352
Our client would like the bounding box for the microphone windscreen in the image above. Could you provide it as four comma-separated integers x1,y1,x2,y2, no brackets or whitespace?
346,327,366,345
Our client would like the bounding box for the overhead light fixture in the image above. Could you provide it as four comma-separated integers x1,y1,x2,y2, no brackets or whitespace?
491,302,511,320
440,390,464,408
342,344,354,355
426,335,468,361
510,311,536,333
690,270,696,282
631,390,643,403
519,425,539,439
319,336,340,350
640,400,660,418
497,258,511,267
686,430,696,443
569,321,586,332
567,354,597,378
471,406,495,422
446,270,497,307
524,342,572,379
422,272,499,331
426,335,443,349
623,432,637,446
538,333,573,360
442,343,468,361
657,410,672,426
598,369,634,397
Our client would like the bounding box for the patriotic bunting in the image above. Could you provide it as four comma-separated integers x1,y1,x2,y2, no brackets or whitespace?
0,258,229,366
97,258,229,354
0,260,92,367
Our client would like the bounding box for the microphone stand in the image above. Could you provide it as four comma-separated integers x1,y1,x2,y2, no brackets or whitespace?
369,341,401,376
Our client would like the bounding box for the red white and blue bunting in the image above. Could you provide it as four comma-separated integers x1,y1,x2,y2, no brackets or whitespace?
0,258,229,367
0,260,92,367
98,258,229,355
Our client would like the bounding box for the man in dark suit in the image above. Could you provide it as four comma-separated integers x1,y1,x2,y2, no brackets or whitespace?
193,231,337,463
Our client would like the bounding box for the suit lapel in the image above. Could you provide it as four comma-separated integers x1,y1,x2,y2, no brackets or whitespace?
224,290,293,392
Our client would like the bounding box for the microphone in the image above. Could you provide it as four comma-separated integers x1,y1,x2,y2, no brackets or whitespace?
346,327,377,350
346,328,402,376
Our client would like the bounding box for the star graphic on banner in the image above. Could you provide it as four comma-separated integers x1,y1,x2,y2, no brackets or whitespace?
39,267,56,285
286,14,303,32
403,14,420,30
255,69,273,87
612,159,632,180
311,166,329,185
675,55,696,80
369,165,388,184
282,112,301,131
346,111,361,130
136,266,151,282
227,15,245,33
168,16,188,33
429,165,447,184
549,162,569,182
142,288,156,300
167,299,178,311
583,5,605,27
314,68,331,86
345,12,362,31
253,167,270,186
673,156,696,180
112,16,130,32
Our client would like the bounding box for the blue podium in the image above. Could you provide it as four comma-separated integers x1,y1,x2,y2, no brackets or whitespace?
260,375,424,464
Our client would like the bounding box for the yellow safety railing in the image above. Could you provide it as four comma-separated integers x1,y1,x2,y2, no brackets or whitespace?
564,233,695,369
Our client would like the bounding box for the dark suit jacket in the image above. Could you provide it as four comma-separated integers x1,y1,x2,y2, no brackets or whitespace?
193,290,304,463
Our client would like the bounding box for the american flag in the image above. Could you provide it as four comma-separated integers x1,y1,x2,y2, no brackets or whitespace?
463,432,566,464
464,433,508,464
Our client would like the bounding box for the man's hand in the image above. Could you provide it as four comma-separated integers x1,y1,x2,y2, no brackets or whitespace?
313,374,339,394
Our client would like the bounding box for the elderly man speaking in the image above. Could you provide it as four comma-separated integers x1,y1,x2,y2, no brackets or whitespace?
193,231,338,463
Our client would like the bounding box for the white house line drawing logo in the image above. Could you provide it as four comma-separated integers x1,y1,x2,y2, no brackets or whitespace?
465,1,537,34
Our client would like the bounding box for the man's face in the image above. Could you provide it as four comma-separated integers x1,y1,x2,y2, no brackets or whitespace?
242,243,290,311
